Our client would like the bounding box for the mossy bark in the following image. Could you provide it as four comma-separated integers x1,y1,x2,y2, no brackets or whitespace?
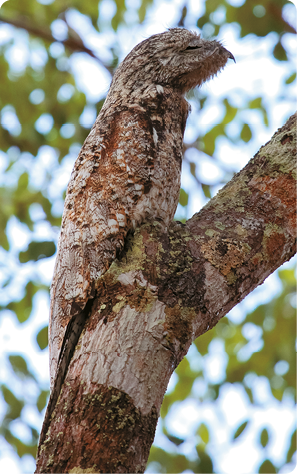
35,113,296,473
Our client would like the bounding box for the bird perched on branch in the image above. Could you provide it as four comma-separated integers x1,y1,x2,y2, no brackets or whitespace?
43,28,234,439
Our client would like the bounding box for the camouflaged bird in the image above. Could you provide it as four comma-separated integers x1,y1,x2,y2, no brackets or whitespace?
48,28,235,409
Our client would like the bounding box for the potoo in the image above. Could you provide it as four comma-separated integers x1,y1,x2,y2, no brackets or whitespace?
46,28,235,430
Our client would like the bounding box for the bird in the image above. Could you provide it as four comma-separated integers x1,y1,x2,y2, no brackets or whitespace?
43,28,234,439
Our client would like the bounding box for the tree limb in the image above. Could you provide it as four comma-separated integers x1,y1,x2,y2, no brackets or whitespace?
0,15,114,75
35,113,296,473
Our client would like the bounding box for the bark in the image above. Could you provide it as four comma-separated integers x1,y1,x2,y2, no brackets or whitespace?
35,113,296,473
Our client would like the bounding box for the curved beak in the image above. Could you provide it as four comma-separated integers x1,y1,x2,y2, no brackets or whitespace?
227,50,236,63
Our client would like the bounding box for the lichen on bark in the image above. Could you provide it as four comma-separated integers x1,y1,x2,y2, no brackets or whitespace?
36,114,296,473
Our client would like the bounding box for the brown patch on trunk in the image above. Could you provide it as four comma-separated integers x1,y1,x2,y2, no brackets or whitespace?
253,172,296,236
36,383,158,473
264,231,286,266
200,237,250,276
164,305,193,350
281,134,293,145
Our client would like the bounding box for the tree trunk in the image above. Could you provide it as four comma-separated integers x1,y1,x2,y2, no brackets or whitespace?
35,113,296,473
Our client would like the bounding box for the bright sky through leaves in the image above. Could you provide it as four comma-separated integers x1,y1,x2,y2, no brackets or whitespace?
0,0,296,472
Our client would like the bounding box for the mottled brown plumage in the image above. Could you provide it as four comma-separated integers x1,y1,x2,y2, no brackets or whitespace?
47,28,234,422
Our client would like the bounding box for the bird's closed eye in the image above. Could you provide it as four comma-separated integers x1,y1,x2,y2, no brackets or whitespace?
185,45,202,51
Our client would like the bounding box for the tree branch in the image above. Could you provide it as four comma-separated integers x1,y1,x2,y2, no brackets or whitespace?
35,113,296,473
0,15,114,75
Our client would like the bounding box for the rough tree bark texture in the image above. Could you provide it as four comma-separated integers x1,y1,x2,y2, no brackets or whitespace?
35,113,296,473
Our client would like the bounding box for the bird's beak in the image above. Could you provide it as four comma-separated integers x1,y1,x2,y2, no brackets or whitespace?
227,50,236,63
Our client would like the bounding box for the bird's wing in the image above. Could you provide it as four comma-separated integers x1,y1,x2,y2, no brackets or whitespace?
49,106,156,388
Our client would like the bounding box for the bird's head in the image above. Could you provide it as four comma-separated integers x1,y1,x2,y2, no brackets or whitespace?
110,28,235,96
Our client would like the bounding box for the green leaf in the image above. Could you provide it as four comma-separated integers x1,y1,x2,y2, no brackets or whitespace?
173,358,196,401
223,98,237,124
286,429,296,462
1,426,37,458
249,97,262,109
196,445,213,473
271,387,283,401
202,183,211,199
195,329,213,356
224,1,292,38
138,0,154,23
31,427,39,443
1,385,24,420
203,124,225,156
197,423,209,444
248,97,269,127
8,355,35,379
262,108,269,127
17,172,29,191
6,281,45,323
233,420,249,439
148,446,189,473
260,428,269,448
273,41,288,61
190,161,196,177
259,459,276,473
36,326,48,350
19,240,56,262
111,0,127,31
244,386,253,403
166,433,185,446
285,72,296,85
240,123,252,143
279,268,297,287
37,390,49,413
179,188,189,207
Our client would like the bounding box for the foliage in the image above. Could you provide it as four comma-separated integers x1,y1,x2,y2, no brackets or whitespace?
0,0,295,472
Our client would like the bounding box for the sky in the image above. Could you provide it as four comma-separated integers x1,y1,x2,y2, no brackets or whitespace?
0,0,296,473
